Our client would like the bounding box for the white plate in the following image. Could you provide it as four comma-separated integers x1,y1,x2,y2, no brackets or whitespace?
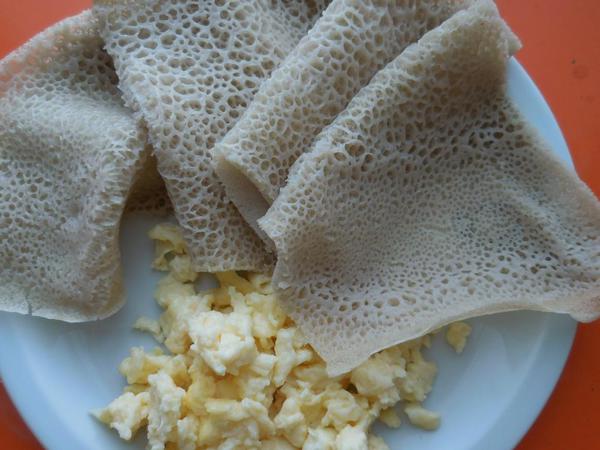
0,59,577,450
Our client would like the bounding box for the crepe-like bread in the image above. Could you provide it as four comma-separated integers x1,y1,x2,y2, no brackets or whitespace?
259,0,600,375
0,11,150,321
215,0,472,242
93,0,329,272
125,153,172,215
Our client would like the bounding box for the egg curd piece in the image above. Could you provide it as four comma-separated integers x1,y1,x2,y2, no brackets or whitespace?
96,224,469,449
446,322,472,354
93,391,149,440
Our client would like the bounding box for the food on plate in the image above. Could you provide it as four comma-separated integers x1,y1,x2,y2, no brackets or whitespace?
0,11,163,321
445,322,471,354
258,0,600,375
126,153,173,215
92,0,330,272
0,0,598,447
96,224,469,449
214,0,471,243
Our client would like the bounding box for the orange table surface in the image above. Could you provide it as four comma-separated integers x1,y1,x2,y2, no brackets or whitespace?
0,1,599,449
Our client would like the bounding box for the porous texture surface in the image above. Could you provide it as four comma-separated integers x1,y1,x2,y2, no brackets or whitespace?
125,153,173,215
0,11,148,321
94,0,329,272
260,0,600,375
215,0,472,240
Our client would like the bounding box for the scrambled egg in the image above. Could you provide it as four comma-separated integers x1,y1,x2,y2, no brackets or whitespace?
445,322,472,354
95,224,469,450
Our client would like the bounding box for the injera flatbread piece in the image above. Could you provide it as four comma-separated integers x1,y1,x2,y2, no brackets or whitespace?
215,0,473,242
0,11,149,321
93,0,329,272
259,0,600,375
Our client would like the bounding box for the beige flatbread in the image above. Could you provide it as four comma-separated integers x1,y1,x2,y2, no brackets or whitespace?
259,0,600,375
93,0,329,272
215,0,473,243
0,11,149,321
125,153,172,215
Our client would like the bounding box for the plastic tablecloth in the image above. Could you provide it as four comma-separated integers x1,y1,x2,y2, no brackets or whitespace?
0,1,598,449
